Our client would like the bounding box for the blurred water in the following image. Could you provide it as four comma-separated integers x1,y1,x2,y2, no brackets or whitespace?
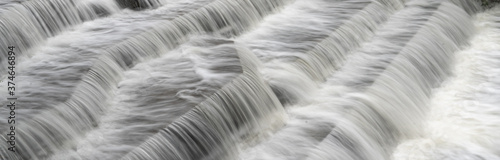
1,0,499,160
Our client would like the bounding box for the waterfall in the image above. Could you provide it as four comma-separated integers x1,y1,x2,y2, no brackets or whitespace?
2,0,290,159
2,0,500,160
0,0,121,77
392,5,500,160
120,41,286,160
0,0,215,125
238,1,474,159
306,2,474,159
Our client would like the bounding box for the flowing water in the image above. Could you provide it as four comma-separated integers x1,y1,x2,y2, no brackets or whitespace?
0,0,499,159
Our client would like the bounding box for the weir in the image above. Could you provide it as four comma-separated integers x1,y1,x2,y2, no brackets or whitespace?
237,0,405,106
48,37,248,159
0,0,216,124
120,44,285,160
1,0,499,159
236,1,448,159
393,6,500,159
306,1,475,159
0,0,120,76
1,0,290,159
293,0,405,82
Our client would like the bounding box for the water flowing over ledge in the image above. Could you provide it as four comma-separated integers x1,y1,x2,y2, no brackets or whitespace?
1,0,500,160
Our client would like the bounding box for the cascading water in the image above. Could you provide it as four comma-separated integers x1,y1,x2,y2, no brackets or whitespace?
1,0,499,160
0,0,121,77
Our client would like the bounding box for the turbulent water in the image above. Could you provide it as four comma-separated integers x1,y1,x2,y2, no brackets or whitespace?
1,0,499,159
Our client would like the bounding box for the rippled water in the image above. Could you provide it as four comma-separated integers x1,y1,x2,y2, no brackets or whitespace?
1,0,499,159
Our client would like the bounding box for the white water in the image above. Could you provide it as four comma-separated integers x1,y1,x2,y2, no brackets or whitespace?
392,7,500,160
1,0,499,160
